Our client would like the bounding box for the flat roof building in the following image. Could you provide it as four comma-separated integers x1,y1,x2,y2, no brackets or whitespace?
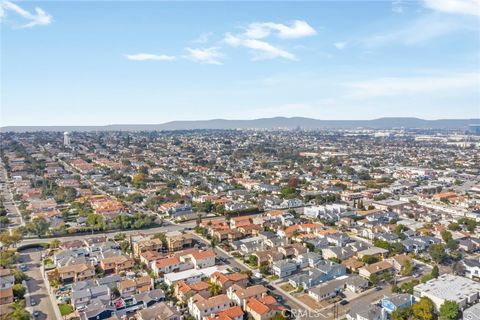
414,274,480,310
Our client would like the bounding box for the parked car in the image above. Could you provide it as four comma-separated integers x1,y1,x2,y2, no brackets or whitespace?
340,300,349,305
30,298,36,306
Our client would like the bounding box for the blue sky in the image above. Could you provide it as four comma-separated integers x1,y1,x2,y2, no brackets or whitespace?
1,0,479,126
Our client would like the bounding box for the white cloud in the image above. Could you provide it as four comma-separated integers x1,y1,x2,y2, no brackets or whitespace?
244,20,317,39
334,42,346,49
192,32,213,44
185,47,223,64
225,33,296,60
423,0,480,17
125,53,176,61
1,0,52,28
346,73,480,98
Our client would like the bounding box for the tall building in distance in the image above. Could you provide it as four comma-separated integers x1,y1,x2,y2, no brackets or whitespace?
64,131,71,147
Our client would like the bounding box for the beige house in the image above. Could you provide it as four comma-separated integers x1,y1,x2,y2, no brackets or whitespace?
57,263,95,283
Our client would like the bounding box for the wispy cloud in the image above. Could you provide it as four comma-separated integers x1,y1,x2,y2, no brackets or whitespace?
392,0,406,14
346,73,480,98
125,53,176,61
225,33,296,61
423,0,480,17
223,19,315,61
1,0,52,28
185,47,223,64
334,42,346,49
192,32,213,44
244,20,317,39
363,13,477,46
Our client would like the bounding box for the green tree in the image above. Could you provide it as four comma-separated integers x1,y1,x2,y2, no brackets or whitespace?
0,251,17,268
428,244,447,263
87,213,104,230
412,297,435,320
248,255,258,266
369,273,379,286
439,300,460,320
271,313,286,320
431,265,439,278
208,282,221,296
11,269,27,284
0,230,22,248
441,230,452,243
50,239,60,249
26,217,50,237
12,283,26,299
401,259,413,276
8,300,30,320
391,306,413,320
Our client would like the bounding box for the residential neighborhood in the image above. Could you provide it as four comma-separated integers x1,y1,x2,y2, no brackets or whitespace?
0,128,479,320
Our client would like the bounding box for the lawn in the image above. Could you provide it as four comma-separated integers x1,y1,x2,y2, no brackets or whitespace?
58,303,74,316
280,283,295,292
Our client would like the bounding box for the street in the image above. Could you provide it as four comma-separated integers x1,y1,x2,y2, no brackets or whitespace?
20,248,57,320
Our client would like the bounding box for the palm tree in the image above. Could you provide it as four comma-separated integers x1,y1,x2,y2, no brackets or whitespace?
209,282,221,296
9,300,30,320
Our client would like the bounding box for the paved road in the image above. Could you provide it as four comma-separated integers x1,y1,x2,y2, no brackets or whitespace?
20,249,57,320
0,163,24,230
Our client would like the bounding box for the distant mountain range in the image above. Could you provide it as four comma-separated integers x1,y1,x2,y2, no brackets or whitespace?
2,117,479,132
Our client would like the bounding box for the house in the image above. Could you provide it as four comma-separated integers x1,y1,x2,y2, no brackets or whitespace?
118,279,137,298
346,302,386,320
79,299,115,320
187,250,216,269
227,284,268,308
0,287,13,305
356,247,389,260
100,255,134,274
322,247,355,261
345,275,369,293
210,272,249,291
175,280,211,302
294,252,322,268
252,250,284,267
308,279,345,302
387,254,414,273
57,263,95,283
136,301,182,320
133,288,166,308
381,293,414,314
71,285,110,309
245,296,284,320
288,261,347,290
166,231,193,252
206,305,244,320
278,243,308,258
359,261,394,279
272,260,298,278
118,276,153,298
342,258,365,272
152,257,186,275
0,269,15,289
188,294,233,320
133,238,164,258
463,258,480,280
